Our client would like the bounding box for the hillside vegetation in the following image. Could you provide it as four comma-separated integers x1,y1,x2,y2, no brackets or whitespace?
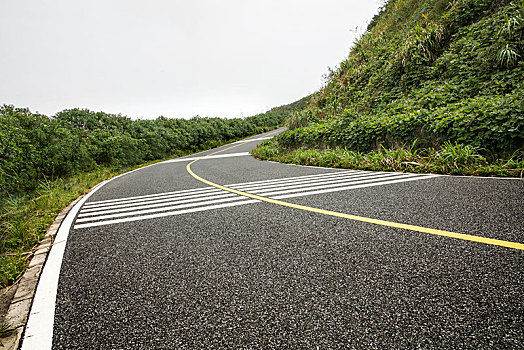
0,97,309,286
254,0,523,176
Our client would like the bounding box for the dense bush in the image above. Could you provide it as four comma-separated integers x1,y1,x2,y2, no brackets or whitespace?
278,88,523,154
274,0,523,159
0,100,308,200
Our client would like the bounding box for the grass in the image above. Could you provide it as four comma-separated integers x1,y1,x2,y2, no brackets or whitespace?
251,139,524,177
0,167,120,287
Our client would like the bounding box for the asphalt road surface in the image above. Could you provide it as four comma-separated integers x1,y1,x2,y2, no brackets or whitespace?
23,129,523,349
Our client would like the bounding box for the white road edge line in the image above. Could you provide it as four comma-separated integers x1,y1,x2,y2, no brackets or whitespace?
23,159,166,348
21,180,108,350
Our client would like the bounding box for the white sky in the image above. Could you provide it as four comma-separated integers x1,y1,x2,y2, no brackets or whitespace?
0,1,381,119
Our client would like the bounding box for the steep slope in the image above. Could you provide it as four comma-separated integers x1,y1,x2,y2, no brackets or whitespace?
255,0,523,175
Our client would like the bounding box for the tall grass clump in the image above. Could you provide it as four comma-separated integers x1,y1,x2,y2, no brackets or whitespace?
0,167,118,286
252,139,523,177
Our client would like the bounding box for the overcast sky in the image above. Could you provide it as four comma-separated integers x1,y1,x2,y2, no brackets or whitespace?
0,1,381,119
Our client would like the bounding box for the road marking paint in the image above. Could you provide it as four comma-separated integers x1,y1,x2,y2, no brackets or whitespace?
83,187,221,207
232,171,371,190
186,146,524,251
231,136,274,144
78,192,238,217
76,195,247,223
74,199,259,229
83,170,396,210
229,169,360,187
23,154,175,348
23,130,281,349
77,172,433,226
257,174,428,197
241,173,416,193
272,175,439,199
161,151,250,163
82,188,227,211
82,174,360,213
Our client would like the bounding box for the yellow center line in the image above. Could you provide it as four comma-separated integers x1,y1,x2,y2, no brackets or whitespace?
186,132,524,251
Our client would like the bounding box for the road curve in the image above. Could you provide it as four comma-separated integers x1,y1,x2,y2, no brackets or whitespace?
23,129,524,349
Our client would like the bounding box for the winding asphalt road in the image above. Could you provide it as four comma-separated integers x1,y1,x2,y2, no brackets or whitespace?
23,129,523,349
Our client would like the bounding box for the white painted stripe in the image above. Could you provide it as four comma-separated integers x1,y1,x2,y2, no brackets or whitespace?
255,173,418,197
74,199,260,229
21,180,108,350
78,173,435,227
228,170,355,187
75,195,247,223
272,175,439,199
83,186,217,207
233,171,395,192
21,149,187,348
161,152,250,163
231,136,273,144
78,192,238,217
232,171,365,190
82,188,228,211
